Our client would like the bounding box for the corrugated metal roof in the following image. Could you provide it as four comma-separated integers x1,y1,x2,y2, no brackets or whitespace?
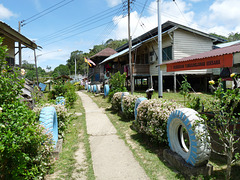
99,42,142,65
160,43,240,65
90,48,117,59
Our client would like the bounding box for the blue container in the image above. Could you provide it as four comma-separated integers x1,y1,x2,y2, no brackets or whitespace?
104,84,110,97
39,107,58,147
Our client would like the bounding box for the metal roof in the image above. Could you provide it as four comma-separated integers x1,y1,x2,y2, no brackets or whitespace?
0,21,37,49
99,42,142,65
90,48,117,59
216,40,240,48
159,43,240,66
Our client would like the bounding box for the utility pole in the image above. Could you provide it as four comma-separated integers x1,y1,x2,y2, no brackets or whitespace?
18,21,22,67
157,0,163,98
34,49,39,85
128,0,134,94
75,55,77,80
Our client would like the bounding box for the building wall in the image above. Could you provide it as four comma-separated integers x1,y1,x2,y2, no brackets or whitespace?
3,36,15,58
173,29,213,60
149,35,172,76
150,29,215,76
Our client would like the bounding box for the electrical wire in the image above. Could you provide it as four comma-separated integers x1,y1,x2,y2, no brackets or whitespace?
21,0,74,26
38,5,123,43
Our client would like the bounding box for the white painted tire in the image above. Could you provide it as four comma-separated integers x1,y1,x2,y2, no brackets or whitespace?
121,92,130,112
167,108,211,166
96,84,101,94
134,97,147,120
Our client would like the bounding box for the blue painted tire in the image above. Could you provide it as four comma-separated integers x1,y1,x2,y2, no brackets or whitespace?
96,84,101,94
134,97,147,120
121,92,130,112
56,96,65,105
39,107,58,147
104,84,110,97
88,85,91,92
93,85,97,93
167,108,211,166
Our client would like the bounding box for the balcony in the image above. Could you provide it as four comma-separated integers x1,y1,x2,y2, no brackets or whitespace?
132,64,149,75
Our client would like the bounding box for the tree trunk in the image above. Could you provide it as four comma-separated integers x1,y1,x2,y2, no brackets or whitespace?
226,138,233,180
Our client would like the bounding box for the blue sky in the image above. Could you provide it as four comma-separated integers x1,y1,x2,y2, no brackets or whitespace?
0,0,240,70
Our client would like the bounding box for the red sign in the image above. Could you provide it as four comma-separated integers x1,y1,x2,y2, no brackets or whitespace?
167,54,233,72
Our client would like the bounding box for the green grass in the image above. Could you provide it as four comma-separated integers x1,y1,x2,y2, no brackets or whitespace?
48,95,95,180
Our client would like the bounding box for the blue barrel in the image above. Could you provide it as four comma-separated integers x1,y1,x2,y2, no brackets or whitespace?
39,107,58,147
56,96,65,105
88,85,91,92
121,92,130,112
104,84,110,97
93,85,97,93
134,97,147,120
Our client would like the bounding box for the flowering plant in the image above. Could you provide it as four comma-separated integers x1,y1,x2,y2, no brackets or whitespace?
202,75,240,179
134,99,183,143
0,37,53,179
122,94,139,119
111,92,123,111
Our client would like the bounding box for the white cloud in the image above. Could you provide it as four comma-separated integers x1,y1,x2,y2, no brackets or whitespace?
106,0,122,7
209,0,240,24
0,4,15,20
110,0,196,40
198,0,240,36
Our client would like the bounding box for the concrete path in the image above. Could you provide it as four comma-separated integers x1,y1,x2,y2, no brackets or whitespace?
77,91,149,180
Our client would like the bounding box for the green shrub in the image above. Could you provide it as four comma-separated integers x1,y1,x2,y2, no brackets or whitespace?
48,81,77,108
108,71,127,101
122,94,139,119
0,102,53,179
111,92,123,111
0,37,53,179
134,99,183,143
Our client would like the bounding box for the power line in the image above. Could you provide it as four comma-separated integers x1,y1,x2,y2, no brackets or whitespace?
42,16,124,47
21,0,74,26
38,5,123,43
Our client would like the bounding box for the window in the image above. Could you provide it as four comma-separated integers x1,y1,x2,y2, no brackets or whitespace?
162,46,172,61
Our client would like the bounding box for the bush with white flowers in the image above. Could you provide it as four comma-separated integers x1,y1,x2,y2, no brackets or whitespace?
122,94,139,119
111,92,123,111
135,99,183,143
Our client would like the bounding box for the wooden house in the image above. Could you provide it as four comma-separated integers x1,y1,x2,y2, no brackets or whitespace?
89,48,117,82
0,21,37,66
100,21,225,92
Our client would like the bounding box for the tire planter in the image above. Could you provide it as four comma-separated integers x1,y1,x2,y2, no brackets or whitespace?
56,96,65,105
93,85,97,93
121,92,130,112
96,84,101,94
134,97,147,120
90,85,94,92
88,85,91,92
167,108,211,166
39,107,58,147
104,84,110,97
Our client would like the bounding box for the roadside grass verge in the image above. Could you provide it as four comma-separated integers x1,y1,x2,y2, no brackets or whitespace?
47,94,95,180
87,91,240,180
